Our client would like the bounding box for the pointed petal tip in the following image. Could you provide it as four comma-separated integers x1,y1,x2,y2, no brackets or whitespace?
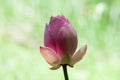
50,16,53,19
81,44,87,53
39,46,42,50
84,44,87,48
39,46,44,52
82,44,87,49
50,16,56,20
68,64,74,68
40,46,42,49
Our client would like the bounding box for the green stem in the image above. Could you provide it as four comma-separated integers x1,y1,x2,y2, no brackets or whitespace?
62,65,69,80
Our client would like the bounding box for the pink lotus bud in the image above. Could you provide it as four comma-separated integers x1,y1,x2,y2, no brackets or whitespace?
40,15,87,70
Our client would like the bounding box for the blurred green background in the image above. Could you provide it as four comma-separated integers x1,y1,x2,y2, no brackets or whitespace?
0,0,120,80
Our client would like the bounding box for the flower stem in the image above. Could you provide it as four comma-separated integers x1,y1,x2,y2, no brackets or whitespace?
62,64,69,80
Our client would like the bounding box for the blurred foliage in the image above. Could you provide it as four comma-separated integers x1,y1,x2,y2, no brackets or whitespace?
0,0,120,80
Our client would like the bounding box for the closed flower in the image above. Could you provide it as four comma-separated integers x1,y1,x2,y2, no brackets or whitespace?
40,15,87,70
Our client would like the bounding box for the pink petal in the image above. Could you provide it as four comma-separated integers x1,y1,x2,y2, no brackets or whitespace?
56,15,69,23
40,46,61,66
69,45,87,66
56,15,65,20
57,24,77,57
49,16,65,38
44,24,56,52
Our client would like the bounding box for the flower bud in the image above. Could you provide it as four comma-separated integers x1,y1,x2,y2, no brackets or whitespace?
40,15,87,70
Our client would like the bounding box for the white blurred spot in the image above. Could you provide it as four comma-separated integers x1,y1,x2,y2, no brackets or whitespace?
109,4,120,22
93,2,106,20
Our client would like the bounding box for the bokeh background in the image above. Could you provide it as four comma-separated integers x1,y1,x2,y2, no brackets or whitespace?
0,0,120,80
